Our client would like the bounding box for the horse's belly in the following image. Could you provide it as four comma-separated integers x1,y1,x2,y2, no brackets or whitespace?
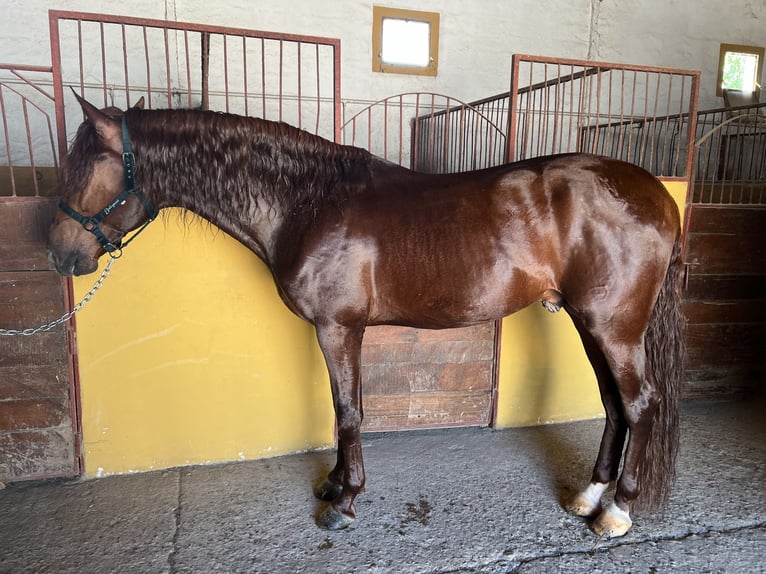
370,268,540,328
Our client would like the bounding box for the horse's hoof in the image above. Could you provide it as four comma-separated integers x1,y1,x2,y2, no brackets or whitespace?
565,482,607,518
591,502,632,538
316,505,355,530
566,496,602,518
314,479,343,501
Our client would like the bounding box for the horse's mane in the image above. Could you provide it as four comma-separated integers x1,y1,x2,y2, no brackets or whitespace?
130,108,372,217
64,107,374,220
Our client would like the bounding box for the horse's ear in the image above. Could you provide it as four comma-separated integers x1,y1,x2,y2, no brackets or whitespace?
133,96,145,110
71,90,122,153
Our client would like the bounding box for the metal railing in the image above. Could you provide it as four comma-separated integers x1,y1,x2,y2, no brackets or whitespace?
0,64,59,198
691,102,765,204
412,55,701,181
342,93,505,173
48,10,342,161
508,55,700,180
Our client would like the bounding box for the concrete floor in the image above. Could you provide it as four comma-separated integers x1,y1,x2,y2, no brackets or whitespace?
1,398,764,573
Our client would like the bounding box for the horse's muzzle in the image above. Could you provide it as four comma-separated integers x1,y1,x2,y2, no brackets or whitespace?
47,246,98,277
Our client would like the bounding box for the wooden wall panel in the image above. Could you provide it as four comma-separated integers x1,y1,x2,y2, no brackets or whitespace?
682,204,766,398
684,234,766,275
0,200,78,482
0,200,57,271
360,323,497,431
0,429,74,481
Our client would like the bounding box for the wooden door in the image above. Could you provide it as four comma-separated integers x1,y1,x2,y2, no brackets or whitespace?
360,323,498,431
0,198,79,482
682,204,766,397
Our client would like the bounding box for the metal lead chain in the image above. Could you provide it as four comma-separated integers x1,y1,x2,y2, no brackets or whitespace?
0,257,116,336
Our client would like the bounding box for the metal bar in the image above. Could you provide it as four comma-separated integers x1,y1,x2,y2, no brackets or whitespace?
48,13,67,165
383,97,388,161
412,93,421,168
163,28,172,107
278,40,283,122
314,43,320,134
121,24,130,106
21,99,40,196
428,94,437,169
100,22,107,106
442,97,450,171
366,105,372,153
182,30,191,108
243,36,249,116
604,69,613,158
399,94,408,165
223,34,230,113
143,27,152,107
684,72,701,182
8,69,55,100
297,42,302,129
260,38,266,119
201,32,210,111
0,86,16,197
333,41,341,143
46,110,58,171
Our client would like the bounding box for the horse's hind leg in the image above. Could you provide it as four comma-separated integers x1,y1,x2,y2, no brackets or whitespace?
313,321,366,530
591,340,658,537
565,313,627,519
578,317,662,537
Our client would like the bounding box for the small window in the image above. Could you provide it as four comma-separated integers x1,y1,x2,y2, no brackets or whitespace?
717,43,764,97
372,6,439,76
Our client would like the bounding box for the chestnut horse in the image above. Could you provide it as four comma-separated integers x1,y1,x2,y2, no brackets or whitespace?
48,96,684,538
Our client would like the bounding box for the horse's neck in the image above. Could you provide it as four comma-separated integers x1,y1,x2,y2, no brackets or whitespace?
137,118,291,262
134,110,371,263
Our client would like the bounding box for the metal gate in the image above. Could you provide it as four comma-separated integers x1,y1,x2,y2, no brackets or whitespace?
48,10,341,151
506,54,700,176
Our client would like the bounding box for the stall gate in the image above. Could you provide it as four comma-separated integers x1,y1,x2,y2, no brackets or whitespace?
682,102,766,396
0,11,341,482
0,64,76,482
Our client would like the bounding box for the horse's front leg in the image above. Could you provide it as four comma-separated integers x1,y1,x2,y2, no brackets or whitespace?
313,321,366,530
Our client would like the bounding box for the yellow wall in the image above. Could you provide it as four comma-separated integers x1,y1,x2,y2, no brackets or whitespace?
74,183,687,475
663,181,690,229
73,210,334,477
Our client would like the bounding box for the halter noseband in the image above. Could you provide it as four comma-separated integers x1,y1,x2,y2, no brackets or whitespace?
58,115,158,256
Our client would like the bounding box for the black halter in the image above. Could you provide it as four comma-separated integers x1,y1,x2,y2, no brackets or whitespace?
58,115,158,256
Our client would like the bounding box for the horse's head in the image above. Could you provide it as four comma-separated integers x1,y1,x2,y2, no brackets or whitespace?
48,94,155,276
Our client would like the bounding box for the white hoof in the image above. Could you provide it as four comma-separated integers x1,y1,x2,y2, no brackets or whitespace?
566,482,607,518
592,502,632,538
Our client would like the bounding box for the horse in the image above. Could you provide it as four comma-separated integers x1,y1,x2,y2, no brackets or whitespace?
48,95,684,538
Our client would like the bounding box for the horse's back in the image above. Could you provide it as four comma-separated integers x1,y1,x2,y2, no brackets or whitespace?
493,153,678,229
285,153,680,328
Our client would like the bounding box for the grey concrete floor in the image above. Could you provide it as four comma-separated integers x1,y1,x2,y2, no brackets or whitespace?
1,398,764,573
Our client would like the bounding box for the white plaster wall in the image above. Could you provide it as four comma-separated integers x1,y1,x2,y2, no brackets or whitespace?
0,0,763,134
590,0,766,107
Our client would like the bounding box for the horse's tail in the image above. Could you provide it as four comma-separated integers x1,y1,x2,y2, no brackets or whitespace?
639,232,685,510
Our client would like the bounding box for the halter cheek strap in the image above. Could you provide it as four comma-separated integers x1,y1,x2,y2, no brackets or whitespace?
58,115,158,256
